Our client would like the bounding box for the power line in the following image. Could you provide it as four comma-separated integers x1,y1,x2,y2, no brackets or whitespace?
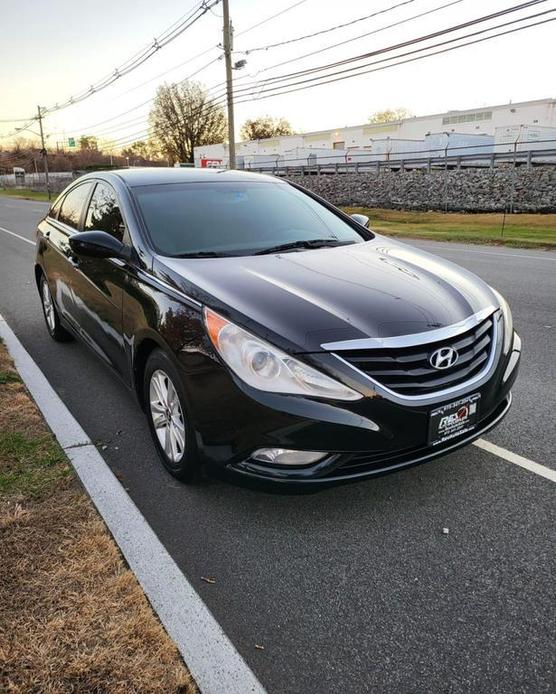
98,10,551,153
253,0,466,75
82,0,311,111
232,13,556,105
33,0,312,142
7,0,548,158
0,117,36,123
72,4,553,153
0,117,38,140
40,0,221,116
64,0,420,142
69,56,223,139
236,0,310,36
236,0,546,89
242,0,417,53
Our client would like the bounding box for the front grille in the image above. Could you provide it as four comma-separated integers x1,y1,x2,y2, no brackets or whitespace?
336,314,495,396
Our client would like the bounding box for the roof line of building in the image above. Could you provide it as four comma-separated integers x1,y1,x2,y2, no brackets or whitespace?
235,97,555,145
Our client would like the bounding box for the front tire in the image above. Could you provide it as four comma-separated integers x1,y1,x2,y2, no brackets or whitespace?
143,349,200,482
39,274,72,342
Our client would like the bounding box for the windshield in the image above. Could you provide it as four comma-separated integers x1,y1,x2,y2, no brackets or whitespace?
132,181,368,257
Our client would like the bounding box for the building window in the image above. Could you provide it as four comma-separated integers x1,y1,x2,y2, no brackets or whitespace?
332,141,345,149
442,111,492,125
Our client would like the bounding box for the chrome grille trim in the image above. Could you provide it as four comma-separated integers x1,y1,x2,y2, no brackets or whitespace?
331,309,501,405
321,305,497,351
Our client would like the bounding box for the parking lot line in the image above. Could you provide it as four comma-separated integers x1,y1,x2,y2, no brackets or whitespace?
0,225,34,246
474,438,556,482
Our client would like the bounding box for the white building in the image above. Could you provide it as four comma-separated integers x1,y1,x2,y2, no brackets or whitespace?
194,97,556,167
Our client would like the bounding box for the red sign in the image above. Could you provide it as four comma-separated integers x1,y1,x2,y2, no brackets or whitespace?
200,158,223,168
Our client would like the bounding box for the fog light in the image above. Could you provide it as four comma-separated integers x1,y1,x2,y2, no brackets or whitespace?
252,448,327,466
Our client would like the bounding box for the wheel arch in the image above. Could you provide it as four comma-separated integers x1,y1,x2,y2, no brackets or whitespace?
34,263,44,290
133,331,176,410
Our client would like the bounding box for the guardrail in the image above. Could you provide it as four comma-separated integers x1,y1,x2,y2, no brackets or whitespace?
244,139,556,175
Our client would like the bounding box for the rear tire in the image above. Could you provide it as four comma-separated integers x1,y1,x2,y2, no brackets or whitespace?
39,274,73,342
143,349,200,483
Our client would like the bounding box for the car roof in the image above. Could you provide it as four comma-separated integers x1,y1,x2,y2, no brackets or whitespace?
84,167,281,188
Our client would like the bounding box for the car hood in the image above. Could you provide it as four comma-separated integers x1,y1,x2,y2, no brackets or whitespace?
156,236,498,353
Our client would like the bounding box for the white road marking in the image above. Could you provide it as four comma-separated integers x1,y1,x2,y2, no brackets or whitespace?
414,244,555,262
0,224,34,246
0,313,266,694
474,438,556,482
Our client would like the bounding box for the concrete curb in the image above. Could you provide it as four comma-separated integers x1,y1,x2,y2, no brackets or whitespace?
0,312,266,694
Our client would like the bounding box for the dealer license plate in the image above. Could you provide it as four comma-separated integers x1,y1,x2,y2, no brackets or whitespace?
428,393,481,446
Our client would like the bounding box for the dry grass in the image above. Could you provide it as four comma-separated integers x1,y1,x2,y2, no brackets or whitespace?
341,207,556,249
0,340,195,693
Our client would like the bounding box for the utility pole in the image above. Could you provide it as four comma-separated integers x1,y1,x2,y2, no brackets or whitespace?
37,105,51,201
222,0,236,169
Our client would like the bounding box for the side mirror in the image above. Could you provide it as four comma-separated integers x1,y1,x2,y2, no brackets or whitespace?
350,213,370,228
69,230,131,260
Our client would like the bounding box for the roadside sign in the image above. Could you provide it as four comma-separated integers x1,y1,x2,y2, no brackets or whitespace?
68,137,76,148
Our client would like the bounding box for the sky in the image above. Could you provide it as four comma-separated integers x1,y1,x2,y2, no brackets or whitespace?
0,0,554,148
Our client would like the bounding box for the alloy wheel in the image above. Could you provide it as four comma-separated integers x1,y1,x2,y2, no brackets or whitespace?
42,279,56,332
149,369,186,463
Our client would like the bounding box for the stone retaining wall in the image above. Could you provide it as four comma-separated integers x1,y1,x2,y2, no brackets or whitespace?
284,167,556,212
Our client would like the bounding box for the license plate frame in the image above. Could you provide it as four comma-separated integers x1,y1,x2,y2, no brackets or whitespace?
428,393,481,446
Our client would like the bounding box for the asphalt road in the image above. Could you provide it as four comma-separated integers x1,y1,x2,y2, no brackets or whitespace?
1,196,555,694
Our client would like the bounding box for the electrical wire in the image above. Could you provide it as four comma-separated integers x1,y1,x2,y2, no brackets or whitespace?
242,0,417,53
32,0,313,140
54,0,439,140
253,0,466,75
108,9,555,151
235,0,310,36
235,0,546,88
233,14,556,104
59,56,223,139
40,0,221,116
5,0,549,154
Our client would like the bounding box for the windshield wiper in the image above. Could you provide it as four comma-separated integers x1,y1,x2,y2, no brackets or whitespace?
174,250,230,258
254,239,354,255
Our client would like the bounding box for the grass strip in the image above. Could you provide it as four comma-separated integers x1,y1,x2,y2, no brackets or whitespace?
0,341,195,692
341,207,556,249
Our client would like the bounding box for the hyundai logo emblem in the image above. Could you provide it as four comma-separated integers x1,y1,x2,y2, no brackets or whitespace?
430,346,458,370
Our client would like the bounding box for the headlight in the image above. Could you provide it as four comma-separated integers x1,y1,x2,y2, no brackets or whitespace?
491,288,513,354
204,308,363,401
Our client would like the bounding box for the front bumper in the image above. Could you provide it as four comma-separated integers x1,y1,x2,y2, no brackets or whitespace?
182,330,521,489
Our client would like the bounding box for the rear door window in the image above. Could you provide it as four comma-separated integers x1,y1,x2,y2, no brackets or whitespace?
84,182,125,241
58,183,93,229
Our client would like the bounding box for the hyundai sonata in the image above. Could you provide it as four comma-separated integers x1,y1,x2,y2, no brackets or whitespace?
35,168,521,488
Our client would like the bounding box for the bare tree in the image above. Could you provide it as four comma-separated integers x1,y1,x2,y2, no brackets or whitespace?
368,108,414,124
79,135,99,150
149,82,227,163
240,116,294,141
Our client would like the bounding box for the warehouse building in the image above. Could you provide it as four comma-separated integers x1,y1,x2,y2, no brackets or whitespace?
193,97,556,168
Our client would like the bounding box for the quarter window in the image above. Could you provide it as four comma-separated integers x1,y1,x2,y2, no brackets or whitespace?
85,182,125,241
48,195,64,220
58,183,93,229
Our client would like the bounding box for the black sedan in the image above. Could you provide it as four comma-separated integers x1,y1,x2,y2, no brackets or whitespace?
35,168,521,488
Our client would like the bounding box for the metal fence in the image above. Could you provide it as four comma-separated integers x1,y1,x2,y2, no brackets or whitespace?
245,139,556,175
0,171,75,193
